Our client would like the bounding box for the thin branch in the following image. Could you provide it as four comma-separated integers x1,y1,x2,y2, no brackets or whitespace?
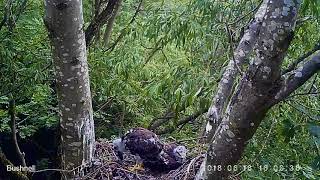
308,73,318,93
155,108,208,135
85,0,119,47
271,51,320,105
8,96,26,167
106,0,143,52
287,91,319,98
177,136,207,143
225,23,243,76
227,0,263,26
148,109,175,130
285,100,319,121
282,42,320,74
96,96,114,112
103,0,122,46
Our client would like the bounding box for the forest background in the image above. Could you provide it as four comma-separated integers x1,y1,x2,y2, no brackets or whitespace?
0,0,320,179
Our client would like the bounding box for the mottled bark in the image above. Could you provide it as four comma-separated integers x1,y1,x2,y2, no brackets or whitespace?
198,0,305,179
205,0,267,141
44,0,95,178
272,52,320,105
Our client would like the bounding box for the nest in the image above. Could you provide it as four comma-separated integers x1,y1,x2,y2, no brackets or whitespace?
79,139,204,180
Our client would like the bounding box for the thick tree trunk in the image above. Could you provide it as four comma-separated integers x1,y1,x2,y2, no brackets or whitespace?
44,0,95,178
197,0,309,179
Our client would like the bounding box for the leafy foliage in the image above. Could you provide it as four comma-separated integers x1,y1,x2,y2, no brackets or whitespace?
0,0,319,179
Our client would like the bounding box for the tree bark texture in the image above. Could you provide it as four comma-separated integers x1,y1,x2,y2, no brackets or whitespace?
44,0,95,178
197,0,313,179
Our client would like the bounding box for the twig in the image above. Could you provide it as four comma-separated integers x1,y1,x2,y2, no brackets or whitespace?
96,96,114,111
225,23,243,76
308,73,318,94
228,0,263,26
156,108,208,135
183,155,204,180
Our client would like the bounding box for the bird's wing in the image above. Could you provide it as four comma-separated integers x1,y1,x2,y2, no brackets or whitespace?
123,128,163,159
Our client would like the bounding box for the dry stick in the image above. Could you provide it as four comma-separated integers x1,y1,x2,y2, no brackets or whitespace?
183,155,204,180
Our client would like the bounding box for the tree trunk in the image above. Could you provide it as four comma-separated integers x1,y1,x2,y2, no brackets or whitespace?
103,0,122,46
44,0,95,178
195,0,319,179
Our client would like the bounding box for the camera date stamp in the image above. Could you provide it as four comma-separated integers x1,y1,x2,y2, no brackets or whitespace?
206,164,302,173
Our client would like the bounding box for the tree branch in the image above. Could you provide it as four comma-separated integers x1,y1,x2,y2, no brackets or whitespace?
155,108,208,135
282,42,320,74
106,0,143,52
271,51,320,104
85,0,119,47
199,0,302,178
205,2,265,141
148,110,175,131
103,0,122,46
8,96,27,167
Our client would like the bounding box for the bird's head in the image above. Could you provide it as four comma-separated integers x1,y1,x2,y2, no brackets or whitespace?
112,138,125,160
112,138,125,152
173,145,187,163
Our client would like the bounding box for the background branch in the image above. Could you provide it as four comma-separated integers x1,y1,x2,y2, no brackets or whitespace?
282,42,320,74
272,51,320,105
8,96,27,167
85,0,119,47
103,0,122,46
155,108,208,135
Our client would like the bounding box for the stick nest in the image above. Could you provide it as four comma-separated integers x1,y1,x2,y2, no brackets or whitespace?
80,139,205,180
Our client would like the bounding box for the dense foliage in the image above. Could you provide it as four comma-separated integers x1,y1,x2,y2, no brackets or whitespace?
0,0,319,179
